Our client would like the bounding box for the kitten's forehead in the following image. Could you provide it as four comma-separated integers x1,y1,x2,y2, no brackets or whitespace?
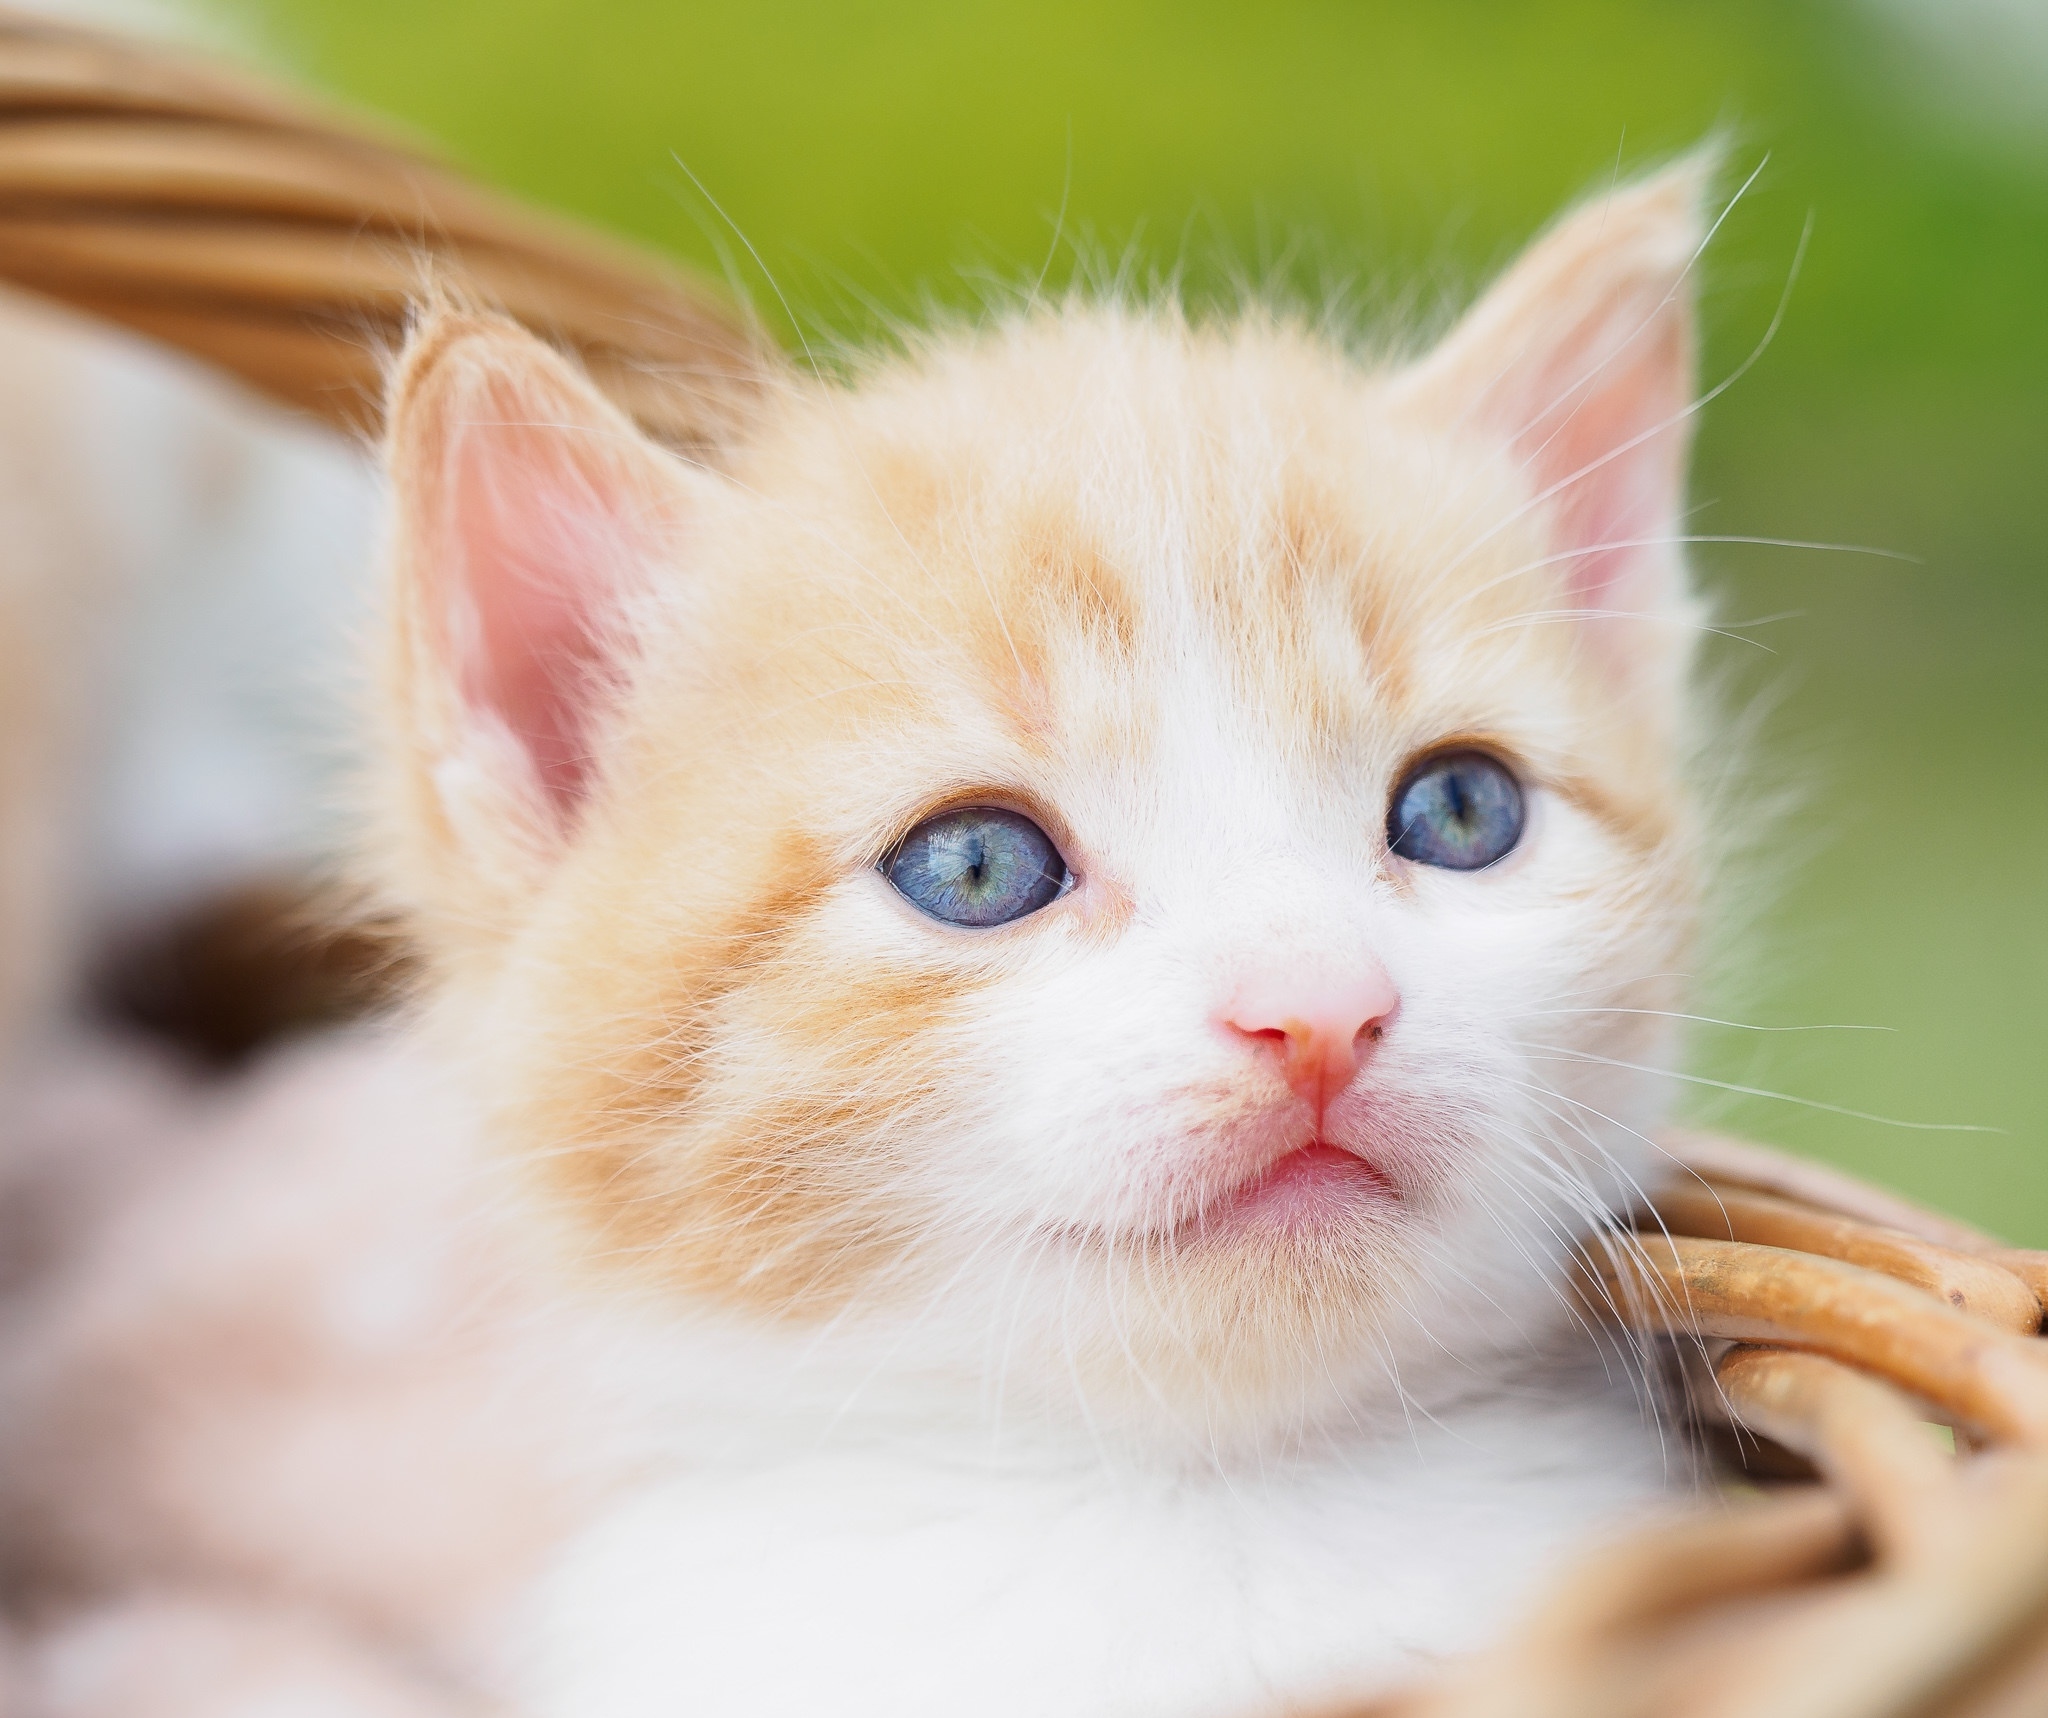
714,309,1609,816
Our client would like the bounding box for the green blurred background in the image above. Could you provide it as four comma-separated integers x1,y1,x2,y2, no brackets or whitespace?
229,0,2045,1235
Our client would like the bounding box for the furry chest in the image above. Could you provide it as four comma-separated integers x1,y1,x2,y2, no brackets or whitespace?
512,1393,1676,1718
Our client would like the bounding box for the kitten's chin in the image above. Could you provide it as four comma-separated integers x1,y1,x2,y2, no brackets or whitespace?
1202,1141,1400,1236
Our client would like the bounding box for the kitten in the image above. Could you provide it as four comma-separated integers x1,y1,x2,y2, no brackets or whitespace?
3,160,1715,1717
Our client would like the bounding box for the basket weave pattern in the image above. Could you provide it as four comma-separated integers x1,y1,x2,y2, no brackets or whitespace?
0,6,768,446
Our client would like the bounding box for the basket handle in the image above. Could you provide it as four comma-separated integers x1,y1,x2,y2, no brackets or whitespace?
0,7,777,445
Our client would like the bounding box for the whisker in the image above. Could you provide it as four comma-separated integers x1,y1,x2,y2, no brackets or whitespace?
1471,607,1781,653
1517,1006,1893,1035
668,151,822,377
1445,532,1912,619
1525,1044,1998,1133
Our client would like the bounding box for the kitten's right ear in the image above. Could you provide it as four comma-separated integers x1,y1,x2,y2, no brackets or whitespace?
381,310,713,928
1388,157,1713,705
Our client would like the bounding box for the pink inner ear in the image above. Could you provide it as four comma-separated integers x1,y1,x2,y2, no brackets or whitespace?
439,408,646,811
1516,309,1690,624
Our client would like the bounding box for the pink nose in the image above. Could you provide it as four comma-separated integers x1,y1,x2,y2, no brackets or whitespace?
1226,966,1401,1120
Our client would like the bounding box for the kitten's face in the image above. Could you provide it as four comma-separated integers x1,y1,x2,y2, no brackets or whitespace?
380,167,1706,1443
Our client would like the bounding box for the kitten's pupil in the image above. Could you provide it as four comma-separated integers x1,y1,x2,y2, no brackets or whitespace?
1388,751,1524,871
885,807,1069,927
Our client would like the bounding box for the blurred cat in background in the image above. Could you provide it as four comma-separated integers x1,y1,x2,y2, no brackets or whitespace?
0,152,1728,1718
0,290,376,1058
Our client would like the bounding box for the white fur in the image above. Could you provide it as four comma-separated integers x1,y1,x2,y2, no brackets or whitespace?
525,1368,1671,1717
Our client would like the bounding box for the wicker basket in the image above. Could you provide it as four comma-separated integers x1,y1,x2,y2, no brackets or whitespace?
4,14,2045,1717
0,5,771,445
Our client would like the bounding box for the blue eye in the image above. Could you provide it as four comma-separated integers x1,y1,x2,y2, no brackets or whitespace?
1388,751,1525,870
884,807,1071,926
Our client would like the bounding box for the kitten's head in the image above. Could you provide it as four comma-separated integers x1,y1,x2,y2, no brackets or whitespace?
373,164,1709,1448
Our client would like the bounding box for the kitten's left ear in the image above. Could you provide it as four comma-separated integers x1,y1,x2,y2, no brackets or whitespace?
1392,157,1713,694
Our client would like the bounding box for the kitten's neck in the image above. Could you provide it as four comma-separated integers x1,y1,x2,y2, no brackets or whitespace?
545,1266,1637,1482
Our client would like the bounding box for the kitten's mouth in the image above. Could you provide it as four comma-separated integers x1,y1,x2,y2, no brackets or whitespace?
1201,1140,1400,1235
